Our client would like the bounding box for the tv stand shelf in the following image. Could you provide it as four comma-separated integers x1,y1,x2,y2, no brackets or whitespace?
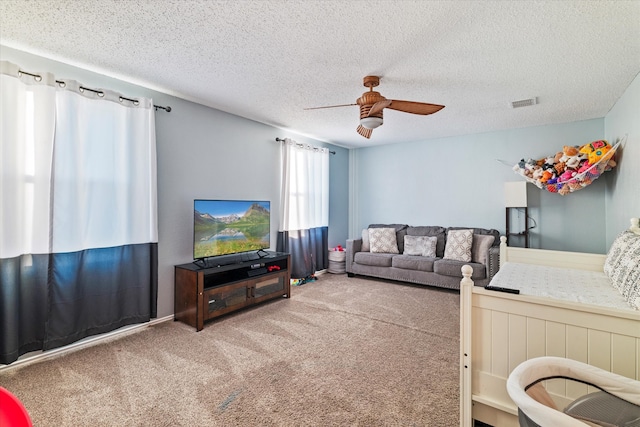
174,252,290,331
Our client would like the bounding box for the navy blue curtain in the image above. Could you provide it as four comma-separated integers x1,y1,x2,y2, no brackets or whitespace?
0,245,158,364
0,255,49,364
44,244,158,351
277,227,328,279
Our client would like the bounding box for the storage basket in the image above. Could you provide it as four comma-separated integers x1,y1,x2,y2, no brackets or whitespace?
327,249,346,274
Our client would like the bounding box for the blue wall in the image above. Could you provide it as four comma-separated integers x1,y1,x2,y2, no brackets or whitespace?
350,72,639,254
604,72,640,247
350,119,612,253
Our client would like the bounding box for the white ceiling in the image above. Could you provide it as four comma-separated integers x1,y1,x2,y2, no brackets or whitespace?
1,1,639,149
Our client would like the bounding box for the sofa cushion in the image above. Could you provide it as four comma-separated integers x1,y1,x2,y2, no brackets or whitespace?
361,228,371,252
444,229,473,262
368,224,408,253
406,226,446,258
434,259,486,280
403,235,437,257
354,252,395,267
471,234,495,265
396,228,408,253
369,227,400,254
392,255,436,272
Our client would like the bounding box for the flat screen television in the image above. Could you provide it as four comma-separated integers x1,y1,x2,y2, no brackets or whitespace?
193,199,270,261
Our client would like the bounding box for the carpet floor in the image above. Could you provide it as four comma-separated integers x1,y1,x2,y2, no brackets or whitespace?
0,273,461,426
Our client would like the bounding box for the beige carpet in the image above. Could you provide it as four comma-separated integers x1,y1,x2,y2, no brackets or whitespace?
0,274,460,426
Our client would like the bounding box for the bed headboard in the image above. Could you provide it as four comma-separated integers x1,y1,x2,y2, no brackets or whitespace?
499,217,639,270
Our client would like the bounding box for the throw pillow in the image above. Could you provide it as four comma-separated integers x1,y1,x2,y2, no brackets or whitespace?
361,228,370,252
403,235,437,257
604,230,634,277
604,231,640,310
407,226,447,258
471,234,495,265
369,227,399,254
444,229,473,262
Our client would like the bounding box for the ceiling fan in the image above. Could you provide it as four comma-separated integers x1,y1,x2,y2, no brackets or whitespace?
305,76,445,139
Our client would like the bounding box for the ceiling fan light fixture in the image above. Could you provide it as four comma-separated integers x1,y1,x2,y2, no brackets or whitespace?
306,76,446,138
360,116,383,129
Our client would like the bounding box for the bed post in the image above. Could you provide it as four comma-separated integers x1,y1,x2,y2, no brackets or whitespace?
499,236,508,268
460,265,474,427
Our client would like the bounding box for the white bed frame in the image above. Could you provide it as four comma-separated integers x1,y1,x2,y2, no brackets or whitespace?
460,218,640,427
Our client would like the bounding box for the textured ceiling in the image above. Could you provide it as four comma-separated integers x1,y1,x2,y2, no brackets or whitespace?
1,1,639,148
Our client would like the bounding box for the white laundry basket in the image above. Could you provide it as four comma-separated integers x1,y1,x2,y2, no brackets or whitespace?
507,357,640,426
327,249,346,274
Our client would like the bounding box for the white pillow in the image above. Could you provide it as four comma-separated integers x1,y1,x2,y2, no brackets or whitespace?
604,230,634,277
604,230,640,310
403,235,437,257
369,228,399,254
444,229,473,262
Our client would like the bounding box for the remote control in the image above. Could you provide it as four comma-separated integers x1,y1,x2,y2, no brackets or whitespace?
485,285,520,294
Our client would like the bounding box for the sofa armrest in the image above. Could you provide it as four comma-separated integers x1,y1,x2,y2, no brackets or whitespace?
487,246,500,280
346,238,362,273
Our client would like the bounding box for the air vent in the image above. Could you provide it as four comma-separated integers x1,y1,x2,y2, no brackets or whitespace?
511,97,538,108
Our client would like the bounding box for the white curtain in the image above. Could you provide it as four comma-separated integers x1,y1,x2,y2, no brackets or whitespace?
0,61,56,259
52,80,158,252
0,61,158,364
277,138,329,278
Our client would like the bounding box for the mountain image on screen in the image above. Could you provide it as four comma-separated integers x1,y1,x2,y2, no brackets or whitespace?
194,201,270,259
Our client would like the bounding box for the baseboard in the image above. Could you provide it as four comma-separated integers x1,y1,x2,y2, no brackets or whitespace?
0,315,174,372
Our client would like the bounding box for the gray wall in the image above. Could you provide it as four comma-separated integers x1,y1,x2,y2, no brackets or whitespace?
604,72,640,247
0,46,350,319
350,119,610,254
154,100,349,318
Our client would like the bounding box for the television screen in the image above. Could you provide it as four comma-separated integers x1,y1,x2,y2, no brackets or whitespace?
193,199,270,260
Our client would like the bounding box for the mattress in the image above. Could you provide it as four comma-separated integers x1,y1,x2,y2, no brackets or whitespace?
489,262,635,311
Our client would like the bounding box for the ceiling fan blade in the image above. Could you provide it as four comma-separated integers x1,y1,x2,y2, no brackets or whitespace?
386,100,445,115
356,124,373,139
304,103,357,110
367,99,393,117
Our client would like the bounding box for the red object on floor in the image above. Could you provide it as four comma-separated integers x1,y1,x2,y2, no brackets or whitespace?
0,387,32,427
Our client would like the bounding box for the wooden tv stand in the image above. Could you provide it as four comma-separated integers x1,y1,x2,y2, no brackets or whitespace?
174,252,290,331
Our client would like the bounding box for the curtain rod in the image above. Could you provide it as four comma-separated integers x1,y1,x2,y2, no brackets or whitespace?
275,137,335,155
17,69,171,112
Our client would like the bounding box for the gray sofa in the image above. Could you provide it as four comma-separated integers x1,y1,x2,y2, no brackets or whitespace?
346,224,501,290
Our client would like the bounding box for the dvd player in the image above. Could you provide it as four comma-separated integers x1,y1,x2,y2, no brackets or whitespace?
247,267,267,277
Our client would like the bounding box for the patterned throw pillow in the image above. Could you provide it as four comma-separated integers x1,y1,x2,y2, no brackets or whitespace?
604,230,640,310
403,235,437,257
369,228,399,254
604,230,634,277
444,229,473,262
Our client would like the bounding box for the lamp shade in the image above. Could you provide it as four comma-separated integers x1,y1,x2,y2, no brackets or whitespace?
360,117,383,129
505,182,528,207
